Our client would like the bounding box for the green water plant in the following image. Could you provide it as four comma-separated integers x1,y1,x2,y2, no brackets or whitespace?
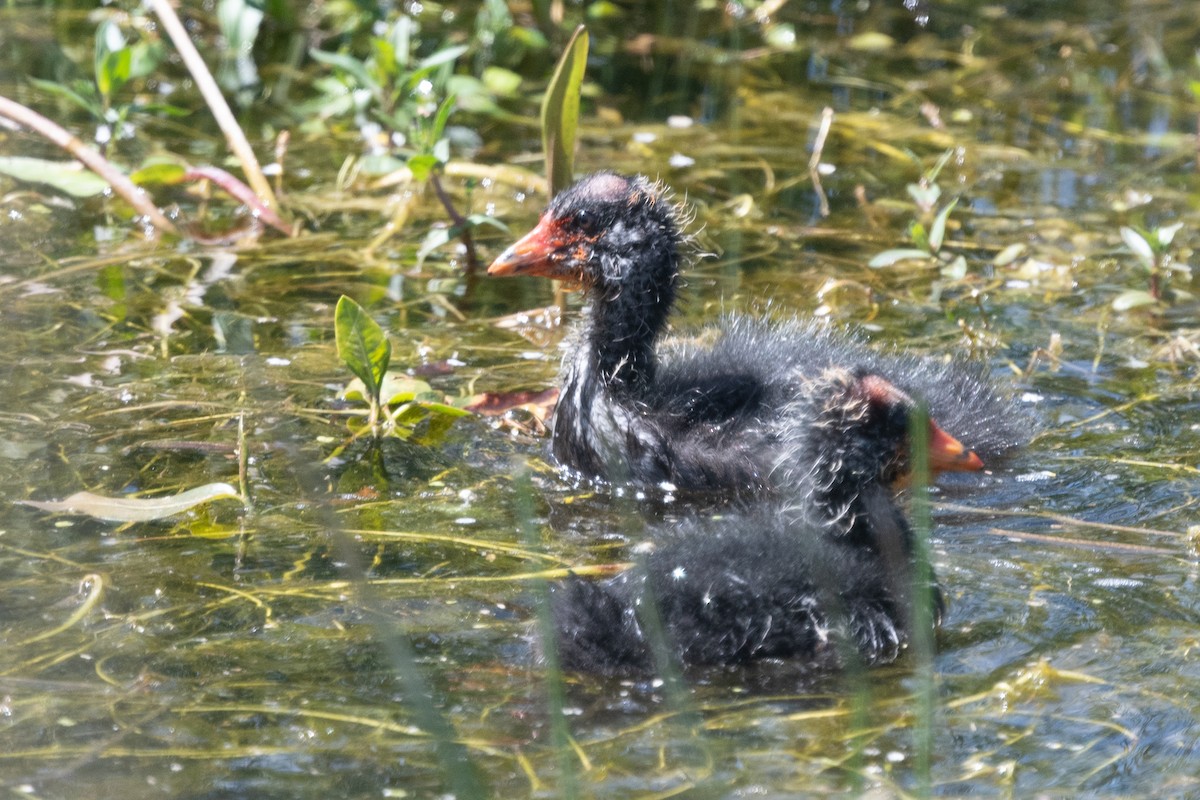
869,150,968,280
1114,222,1191,310
334,295,468,442
28,17,173,158
541,25,589,196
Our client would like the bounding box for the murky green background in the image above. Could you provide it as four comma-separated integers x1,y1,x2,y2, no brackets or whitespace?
2,2,1199,797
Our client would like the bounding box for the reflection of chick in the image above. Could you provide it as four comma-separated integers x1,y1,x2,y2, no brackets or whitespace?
489,172,1020,493
550,369,953,674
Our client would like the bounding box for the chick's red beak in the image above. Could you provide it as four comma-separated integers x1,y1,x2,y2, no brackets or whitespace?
927,419,984,472
487,215,586,283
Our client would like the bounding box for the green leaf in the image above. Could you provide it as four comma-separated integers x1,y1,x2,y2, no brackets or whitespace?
342,373,430,406
928,199,958,253
419,44,469,70
407,153,440,182
310,49,378,94
993,242,1027,267
1156,222,1183,248
429,94,457,142
541,24,589,196
868,248,934,268
94,19,127,98
1120,226,1155,269
940,253,968,280
335,295,391,404
18,483,242,522
1112,289,1157,311
908,220,930,252
906,182,941,213
0,156,109,197
127,40,166,80
482,66,522,97
130,161,188,185
28,77,103,117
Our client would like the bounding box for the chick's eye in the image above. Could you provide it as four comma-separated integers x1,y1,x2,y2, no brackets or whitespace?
572,209,598,233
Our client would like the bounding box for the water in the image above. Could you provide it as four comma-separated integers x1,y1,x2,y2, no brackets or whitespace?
0,1,1198,796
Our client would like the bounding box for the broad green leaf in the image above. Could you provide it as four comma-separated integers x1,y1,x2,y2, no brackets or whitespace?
335,295,391,403
868,248,934,268
541,24,589,196
0,156,109,197
929,199,958,253
18,483,242,522
130,161,188,185
1120,226,1155,269
1112,289,1157,311
411,402,471,445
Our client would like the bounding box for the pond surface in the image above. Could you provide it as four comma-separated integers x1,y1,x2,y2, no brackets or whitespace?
2,2,1200,797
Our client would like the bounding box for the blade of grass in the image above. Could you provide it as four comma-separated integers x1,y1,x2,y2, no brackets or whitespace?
908,403,935,797
516,468,581,798
541,25,588,197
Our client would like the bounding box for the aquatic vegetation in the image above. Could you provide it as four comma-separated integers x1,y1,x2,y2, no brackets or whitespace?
333,295,468,444
1114,222,1191,309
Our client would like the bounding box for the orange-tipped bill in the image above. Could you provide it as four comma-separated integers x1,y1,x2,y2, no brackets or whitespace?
487,216,587,286
927,419,984,472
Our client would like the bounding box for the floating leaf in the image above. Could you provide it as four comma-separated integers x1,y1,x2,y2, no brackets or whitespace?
0,156,109,197
1112,289,1157,311
541,25,588,196
342,373,432,407
130,161,188,185
868,249,933,268
335,295,391,405
993,243,1028,267
18,483,242,522
847,31,894,52
940,254,968,281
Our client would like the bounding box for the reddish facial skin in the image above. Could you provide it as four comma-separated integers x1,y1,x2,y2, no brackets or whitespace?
487,215,589,285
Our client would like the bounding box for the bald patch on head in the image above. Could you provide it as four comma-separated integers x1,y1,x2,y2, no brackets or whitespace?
859,374,912,410
574,172,633,203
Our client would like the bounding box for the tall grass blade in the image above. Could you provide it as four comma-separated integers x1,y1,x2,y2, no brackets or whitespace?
541,25,588,197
